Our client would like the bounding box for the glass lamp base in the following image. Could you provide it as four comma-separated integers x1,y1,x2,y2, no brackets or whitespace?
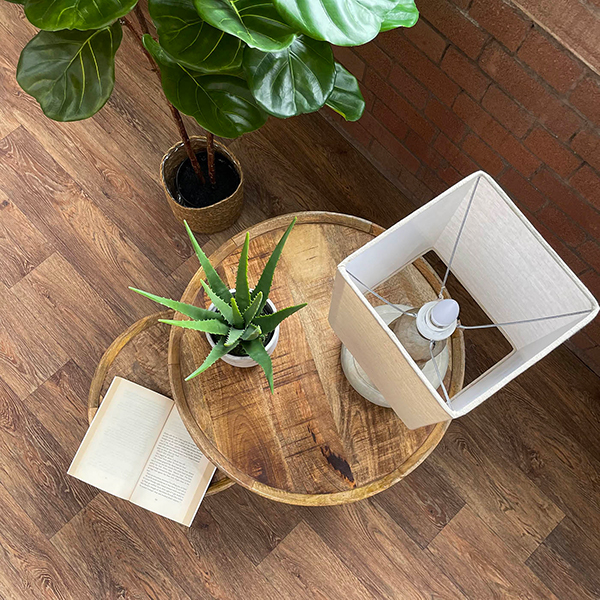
340,304,450,408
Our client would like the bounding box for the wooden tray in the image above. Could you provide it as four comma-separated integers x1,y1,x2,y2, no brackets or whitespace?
88,311,234,497
169,212,465,506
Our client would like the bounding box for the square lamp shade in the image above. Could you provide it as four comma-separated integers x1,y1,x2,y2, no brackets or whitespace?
329,171,599,430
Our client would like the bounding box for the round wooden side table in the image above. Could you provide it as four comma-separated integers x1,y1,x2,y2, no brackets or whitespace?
87,311,234,497
169,211,465,506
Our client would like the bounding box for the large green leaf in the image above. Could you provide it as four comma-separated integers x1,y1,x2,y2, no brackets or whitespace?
242,338,274,392
5,0,25,4
17,23,122,122
244,36,335,118
380,0,418,31
149,0,243,73
325,63,364,121
273,0,396,46
144,35,267,138
193,0,296,52
25,0,136,31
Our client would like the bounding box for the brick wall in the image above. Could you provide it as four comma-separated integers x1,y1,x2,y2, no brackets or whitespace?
327,0,600,375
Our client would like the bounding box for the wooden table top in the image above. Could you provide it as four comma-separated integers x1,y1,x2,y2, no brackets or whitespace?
169,212,465,505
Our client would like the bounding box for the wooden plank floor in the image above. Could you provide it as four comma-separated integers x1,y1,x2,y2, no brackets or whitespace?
1,4,600,598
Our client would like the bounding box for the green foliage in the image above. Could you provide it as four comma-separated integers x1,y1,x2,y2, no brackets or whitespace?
25,0,137,30
244,36,335,118
16,23,122,121
12,0,417,133
326,63,365,121
132,218,305,391
149,0,243,73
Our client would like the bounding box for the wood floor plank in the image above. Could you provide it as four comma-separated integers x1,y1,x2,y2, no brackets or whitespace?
0,192,54,288
0,127,182,322
429,418,564,561
51,495,192,600
0,282,69,398
303,500,466,599
26,360,91,457
0,482,92,600
371,459,466,548
427,506,558,600
12,253,127,375
0,377,96,537
258,521,373,600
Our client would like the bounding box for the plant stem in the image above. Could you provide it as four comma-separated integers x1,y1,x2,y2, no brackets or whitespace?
123,9,206,185
206,132,216,185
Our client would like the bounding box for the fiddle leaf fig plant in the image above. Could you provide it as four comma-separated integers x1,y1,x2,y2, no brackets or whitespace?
8,0,418,186
130,217,306,391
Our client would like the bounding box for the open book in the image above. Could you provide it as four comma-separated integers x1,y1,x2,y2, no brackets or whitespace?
69,377,216,526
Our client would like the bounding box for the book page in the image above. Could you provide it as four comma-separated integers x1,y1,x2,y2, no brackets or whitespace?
68,378,173,500
130,407,216,526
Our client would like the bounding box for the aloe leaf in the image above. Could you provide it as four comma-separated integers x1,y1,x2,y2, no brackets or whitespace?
201,280,234,325
184,221,232,302
243,291,263,325
225,327,245,347
242,323,262,340
230,297,245,328
185,339,235,380
158,319,230,335
242,339,274,392
254,303,306,334
235,232,251,311
129,287,225,322
251,216,296,312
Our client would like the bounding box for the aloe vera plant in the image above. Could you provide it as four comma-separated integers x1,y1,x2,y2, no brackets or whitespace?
130,217,305,391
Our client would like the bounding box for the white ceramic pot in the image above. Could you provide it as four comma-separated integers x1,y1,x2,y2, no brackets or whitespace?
205,291,280,368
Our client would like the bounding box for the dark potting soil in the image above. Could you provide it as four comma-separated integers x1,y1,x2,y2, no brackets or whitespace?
175,150,240,208
210,301,274,357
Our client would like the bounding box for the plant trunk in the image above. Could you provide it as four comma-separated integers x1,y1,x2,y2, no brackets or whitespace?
206,132,216,185
124,7,206,186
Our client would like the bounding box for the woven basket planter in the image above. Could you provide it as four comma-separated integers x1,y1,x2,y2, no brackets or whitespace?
161,136,244,234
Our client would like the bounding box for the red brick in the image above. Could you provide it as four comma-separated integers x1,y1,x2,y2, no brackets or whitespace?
571,130,600,173
353,42,391,78
417,0,487,59
418,165,449,195
434,134,478,176
453,93,540,175
370,101,409,140
363,88,375,111
580,270,600,299
570,165,600,210
461,132,504,175
517,29,583,94
469,0,530,52
578,240,600,273
396,168,436,203
536,205,587,247
336,113,373,148
532,168,600,238
526,218,588,274
524,127,582,178
403,19,447,63
498,167,545,211
404,130,444,169
376,34,460,105
369,139,402,177
441,46,491,101
425,98,466,142
332,47,365,81
388,65,429,110
570,77,600,124
481,85,533,138
449,0,470,8
480,44,582,140
365,70,436,141
438,164,462,186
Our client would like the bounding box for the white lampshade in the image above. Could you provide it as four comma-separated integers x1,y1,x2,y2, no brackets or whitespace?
329,171,599,429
